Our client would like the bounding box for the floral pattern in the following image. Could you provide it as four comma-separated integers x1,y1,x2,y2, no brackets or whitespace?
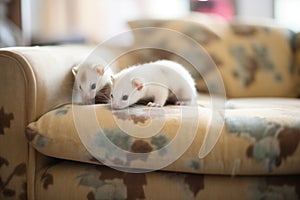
0,107,14,135
24,99,300,198
293,32,300,96
226,116,300,172
0,158,27,199
1,14,300,200
26,96,300,176
0,106,27,199
34,161,300,200
77,166,146,200
127,18,298,97
231,43,281,87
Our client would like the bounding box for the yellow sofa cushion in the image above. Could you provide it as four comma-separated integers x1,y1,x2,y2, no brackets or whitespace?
26,98,300,175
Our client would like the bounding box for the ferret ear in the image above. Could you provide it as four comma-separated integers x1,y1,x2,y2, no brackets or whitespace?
72,65,79,76
132,78,143,91
94,65,105,75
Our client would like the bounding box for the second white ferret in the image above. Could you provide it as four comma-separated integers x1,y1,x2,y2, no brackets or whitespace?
111,60,197,109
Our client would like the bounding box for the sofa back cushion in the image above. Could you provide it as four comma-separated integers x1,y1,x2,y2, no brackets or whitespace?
216,20,296,97
127,15,298,98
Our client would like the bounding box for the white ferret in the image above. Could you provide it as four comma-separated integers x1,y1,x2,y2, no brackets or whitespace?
72,62,113,104
111,60,197,109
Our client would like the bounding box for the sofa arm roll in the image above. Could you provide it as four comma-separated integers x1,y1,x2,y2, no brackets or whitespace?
1,45,94,119
0,45,92,199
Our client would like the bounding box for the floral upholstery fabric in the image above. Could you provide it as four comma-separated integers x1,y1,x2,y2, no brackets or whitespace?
35,161,300,200
0,45,94,200
0,107,27,200
1,16,300,199
0,55,32,200
127,17,298,98
26,97,300,176
293,32,300,97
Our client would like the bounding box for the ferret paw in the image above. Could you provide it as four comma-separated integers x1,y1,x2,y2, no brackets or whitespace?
147,102,161,107
175,101,188,106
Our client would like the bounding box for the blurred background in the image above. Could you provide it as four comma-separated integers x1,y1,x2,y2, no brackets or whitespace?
1,0,300,47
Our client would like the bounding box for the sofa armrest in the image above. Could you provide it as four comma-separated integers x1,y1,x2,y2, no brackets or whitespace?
0,45,93,199
1,45,95,119
293,32,300,97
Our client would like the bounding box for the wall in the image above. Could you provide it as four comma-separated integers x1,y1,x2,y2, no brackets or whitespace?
235,0,274,19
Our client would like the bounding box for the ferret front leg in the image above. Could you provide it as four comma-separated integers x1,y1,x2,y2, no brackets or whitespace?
147,88,169,107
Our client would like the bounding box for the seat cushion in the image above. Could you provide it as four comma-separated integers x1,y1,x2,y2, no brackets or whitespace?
26,97,300,175
35,161,300,200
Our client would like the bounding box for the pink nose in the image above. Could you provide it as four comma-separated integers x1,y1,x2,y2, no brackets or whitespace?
112,103,121,109
84,94,93,100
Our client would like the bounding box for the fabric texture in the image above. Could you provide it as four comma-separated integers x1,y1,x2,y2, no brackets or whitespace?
26,98,300,176
0,45,94,200
35,161,300,200
293,32,300,97
128,17,298,97
1,15,300,200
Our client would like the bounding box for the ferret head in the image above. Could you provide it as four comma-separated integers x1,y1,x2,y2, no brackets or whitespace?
110,75,145,109
73,63,108,104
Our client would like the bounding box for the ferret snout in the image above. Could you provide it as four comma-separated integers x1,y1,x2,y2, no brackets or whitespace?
83,95,92,101
83,91,95,100
112,103,122,109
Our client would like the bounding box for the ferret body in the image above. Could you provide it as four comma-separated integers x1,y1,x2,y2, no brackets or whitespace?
72,62,113,104
111,60,197,109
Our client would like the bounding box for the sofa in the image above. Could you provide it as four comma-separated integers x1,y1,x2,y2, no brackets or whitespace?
1,15,300,200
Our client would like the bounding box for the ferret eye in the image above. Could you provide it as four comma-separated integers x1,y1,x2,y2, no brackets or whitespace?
91,83,96,90
79,85,82,90
110,94,113,99
122,95,128,101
